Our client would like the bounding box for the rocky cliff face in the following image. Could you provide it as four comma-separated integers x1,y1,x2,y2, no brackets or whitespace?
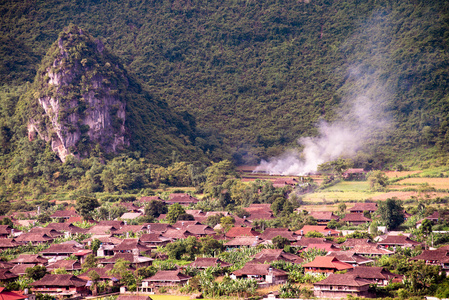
27,25,129,162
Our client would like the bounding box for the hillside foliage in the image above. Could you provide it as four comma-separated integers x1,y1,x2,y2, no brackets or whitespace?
1,0,449,196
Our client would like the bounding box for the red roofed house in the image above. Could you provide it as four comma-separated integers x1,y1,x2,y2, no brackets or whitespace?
140,270,191,292
378,235,421,249
50,210,81,220
308,211,339,225
0,287,27,300
187,257,232,269
166,193,199,205
346,266,402,286
259,228,298,242
348,203,377,214
313,273,372,298
225,226,258,238
231,263,288,284
295,225,339,237
30,274,89,297
302,256,354,274
0,225,13,238
341,213,371,225
342,169,368,180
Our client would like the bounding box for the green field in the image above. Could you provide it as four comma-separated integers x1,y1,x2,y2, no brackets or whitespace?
303,181,382,203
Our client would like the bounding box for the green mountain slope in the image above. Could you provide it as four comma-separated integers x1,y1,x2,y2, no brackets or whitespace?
1,0,449,165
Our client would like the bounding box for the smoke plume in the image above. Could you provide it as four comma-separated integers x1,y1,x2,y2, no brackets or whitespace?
255,12,393,175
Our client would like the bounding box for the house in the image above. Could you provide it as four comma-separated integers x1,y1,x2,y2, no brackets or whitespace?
302,256,354,274
166,193,199,205
308,211,339,225
340,238,373,249
185,225,215,237
225,226,258,238
231,263,288,284
0,269,18,284
313,273,372,298
187,257,232,269
291,237,334,249
327,251,374,266
346,266,402,286
348,203,377,214
0,287,27,300
411,248,449,273
302,243,341,253
119,212,143,221
225,236,262,249
50,210,81,220
9,254,48,266
0,225,13,238
99,253,153,269
14,233,53,245
11,264,34,276
0,239,21,251
351,244,395,257
30,274,89,297
172,221,201,230
97,220,124,228
341,213,372,225
112,239,152,255
46,260,82,273
243,204,275,221
118,202,141,212
45,223,88,235
139,233,171,248
87,225,117,236
162,229,195,241
78,266,120,286
295,225,339,237
139,196,164,203
251,249,303,264
342,168,368,180
271,177,299,188
140,270,191,292
143,223,173,234
259,228,298,242
377,235,421,249
112,225,148,237
39,244,83,258
28,227,64,239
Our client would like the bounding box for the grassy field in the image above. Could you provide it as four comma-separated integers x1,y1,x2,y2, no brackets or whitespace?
396,178,449,189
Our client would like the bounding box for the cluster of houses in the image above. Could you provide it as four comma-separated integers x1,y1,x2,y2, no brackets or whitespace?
0,195,446,299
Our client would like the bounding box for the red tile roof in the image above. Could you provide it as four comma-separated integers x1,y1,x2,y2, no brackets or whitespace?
302,256,354,271
225,226,258,238
314,273,371,287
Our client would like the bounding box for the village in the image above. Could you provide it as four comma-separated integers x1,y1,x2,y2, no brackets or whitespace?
0,167,447,300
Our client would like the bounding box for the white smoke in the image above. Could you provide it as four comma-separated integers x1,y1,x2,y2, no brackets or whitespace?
255,19,393,176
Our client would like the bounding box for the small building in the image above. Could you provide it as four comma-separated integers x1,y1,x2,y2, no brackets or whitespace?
225,226,259,238
187,257,232,269
341,213,371,225
308,211,339,225
377,235,421,249
313,273,372,299
302,256,353,274
166,194,199,206
346,266,402,286
140,270,191,292
231,263,288,284
30,274,89,297
348,203,377,214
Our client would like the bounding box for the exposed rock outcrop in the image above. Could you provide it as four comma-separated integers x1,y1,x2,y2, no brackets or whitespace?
27,25,129,161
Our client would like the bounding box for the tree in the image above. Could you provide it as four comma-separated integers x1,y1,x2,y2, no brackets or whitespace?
88,270,100,293
203,160,236,196
37,213,51,224
166,203,185,224
420,219,433,236
82,254,98,269
272,235,291,249
144,200,168,218
338,203,346,214
305,231,324,238
90,239,101,254
378,198,405,230
368,171,389,191
76,196,100,219
26,265,47,280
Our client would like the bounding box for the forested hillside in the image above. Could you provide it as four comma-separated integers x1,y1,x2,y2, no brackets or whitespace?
1,0,449,196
